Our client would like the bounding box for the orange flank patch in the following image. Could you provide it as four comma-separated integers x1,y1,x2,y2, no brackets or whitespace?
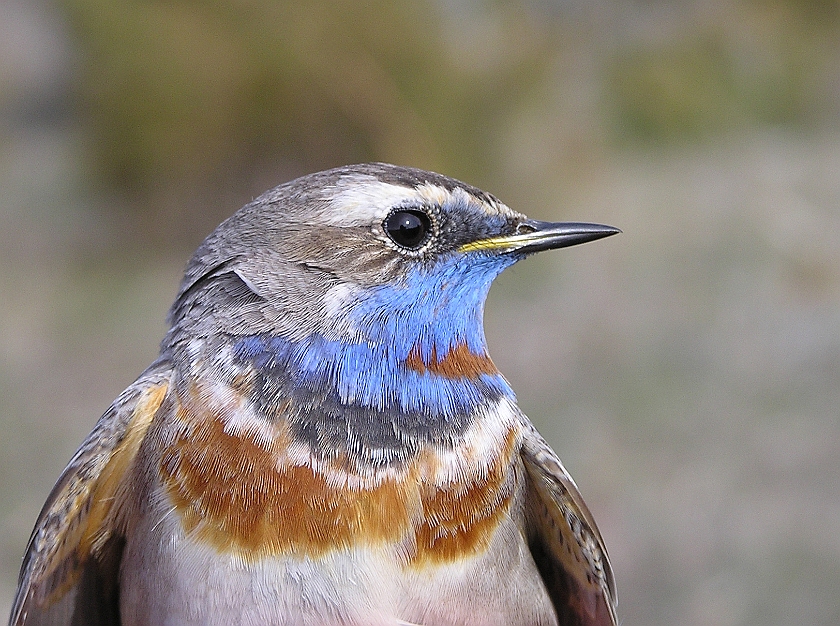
159,385,518,565
404,341,499,379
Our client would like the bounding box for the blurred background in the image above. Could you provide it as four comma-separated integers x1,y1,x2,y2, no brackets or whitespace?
2,0,839,624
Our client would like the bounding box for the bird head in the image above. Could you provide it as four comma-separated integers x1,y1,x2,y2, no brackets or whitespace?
164,164,618,460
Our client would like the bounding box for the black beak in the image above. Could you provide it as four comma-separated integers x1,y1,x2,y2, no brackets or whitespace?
460,221,621,254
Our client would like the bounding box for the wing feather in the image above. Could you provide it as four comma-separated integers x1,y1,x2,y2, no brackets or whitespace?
521,421,617,626
10,362,172,626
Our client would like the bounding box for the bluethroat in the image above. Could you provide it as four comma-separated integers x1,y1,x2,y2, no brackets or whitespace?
11,164,619,626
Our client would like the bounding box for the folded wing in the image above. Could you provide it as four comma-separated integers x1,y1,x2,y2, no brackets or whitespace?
521,421,617,626
10,363,172,626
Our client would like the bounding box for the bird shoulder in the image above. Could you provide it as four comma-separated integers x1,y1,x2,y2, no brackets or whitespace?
520,421,618,626
10,363,172,626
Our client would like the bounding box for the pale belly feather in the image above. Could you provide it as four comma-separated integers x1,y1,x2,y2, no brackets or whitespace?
119,503,557,626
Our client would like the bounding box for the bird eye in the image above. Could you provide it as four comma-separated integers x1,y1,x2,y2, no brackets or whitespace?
383,209,432,250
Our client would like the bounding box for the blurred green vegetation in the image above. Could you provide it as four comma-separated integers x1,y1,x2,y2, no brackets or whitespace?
60,0,555,243
53,0,840,245
608,0,840,142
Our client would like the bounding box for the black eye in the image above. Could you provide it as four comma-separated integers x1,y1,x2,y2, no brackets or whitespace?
383,209,432,249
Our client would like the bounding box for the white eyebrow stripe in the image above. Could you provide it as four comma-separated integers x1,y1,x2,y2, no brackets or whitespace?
320,177,445,226
320,174,517,226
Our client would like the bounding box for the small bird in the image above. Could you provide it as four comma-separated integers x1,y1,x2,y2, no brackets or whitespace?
10,163,619,626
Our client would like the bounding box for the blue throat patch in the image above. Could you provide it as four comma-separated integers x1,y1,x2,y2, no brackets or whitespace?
233,252,517,419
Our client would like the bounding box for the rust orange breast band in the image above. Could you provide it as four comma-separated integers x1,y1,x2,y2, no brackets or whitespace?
403,341,499,379
159,387,518,565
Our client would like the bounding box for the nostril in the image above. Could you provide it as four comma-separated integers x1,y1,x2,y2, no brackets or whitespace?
515,221,537,235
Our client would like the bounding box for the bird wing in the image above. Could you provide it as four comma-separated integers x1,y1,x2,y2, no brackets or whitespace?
520,420,618,626
10,362,172,626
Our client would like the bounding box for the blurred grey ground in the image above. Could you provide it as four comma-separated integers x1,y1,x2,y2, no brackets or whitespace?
2,1,839,625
